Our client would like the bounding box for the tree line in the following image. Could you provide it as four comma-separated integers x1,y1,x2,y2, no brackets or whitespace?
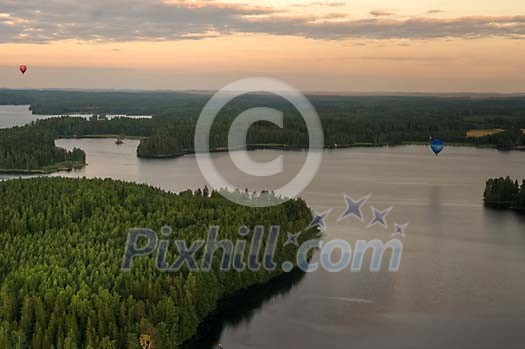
0,126,85,171
0,177,317,348
484,177,525,210
470,129,525,150
3,90,525,161
29,100,525,158
137,133,184,158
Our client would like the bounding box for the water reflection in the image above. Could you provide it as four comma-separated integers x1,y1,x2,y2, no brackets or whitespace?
4,137,525,348
184,269,306,349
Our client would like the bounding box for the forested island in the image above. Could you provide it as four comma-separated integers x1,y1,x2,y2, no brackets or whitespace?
1,90,525,166
484,177,525,210
0,126,86,173
0,177,317,348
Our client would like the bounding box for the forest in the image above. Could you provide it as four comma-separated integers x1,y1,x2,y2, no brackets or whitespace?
136,133,184,158
1,89,525,164
0,177,317,348
0,126,85,172
484,177,525,210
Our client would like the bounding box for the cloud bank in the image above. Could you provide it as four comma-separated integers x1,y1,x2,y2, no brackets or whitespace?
370,10,394,17
0,0,524,43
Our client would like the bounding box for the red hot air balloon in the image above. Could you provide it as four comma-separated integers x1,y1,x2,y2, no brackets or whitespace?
19,65,28,74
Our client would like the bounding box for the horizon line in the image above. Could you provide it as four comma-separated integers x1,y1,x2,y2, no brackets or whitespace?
1,87,525,98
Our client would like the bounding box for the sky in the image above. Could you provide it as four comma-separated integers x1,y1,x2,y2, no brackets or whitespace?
0,0,524,93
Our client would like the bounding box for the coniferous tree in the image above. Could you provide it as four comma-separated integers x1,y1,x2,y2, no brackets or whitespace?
0,177,316,348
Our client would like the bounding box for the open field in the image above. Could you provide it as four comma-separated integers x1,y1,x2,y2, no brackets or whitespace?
466,129,505,138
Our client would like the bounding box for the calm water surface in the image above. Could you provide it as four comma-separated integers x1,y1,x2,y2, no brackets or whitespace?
41,138,525,349
0,105,150,129
2,106,525,348
0,105,43,127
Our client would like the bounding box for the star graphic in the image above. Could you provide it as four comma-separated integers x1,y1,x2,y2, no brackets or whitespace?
367,206,393,229
284,231,301,247
337,193,372,222
306,208,332,231
391,223,409,238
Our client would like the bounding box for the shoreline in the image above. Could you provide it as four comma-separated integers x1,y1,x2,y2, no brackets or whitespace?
484,201,525,214
182,267,306,349
58,134,147,140
0,161,87,175
2,140,517,174
136,141,506,160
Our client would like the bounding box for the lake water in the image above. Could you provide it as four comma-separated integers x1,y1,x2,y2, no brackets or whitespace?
0,105,151,128
0,105,43,127
45,139,525,349
2,106,525,348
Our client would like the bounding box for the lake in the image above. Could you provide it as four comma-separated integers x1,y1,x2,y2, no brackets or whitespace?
0,105,151,129
2,106,525,348
0,105,44,128
45,138,525,349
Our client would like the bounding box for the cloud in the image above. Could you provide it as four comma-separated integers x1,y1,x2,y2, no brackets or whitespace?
0,1,524,43
352,55,453,62
311,2,347,7
0,0,275,42
240,15,525,40
427,9,445,14
317,54,458,63
370,10,394,17
290,2,346,8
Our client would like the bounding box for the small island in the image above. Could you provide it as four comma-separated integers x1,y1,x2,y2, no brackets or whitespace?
484,176,525,211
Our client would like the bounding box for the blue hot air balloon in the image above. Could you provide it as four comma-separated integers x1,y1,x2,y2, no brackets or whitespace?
430,139,445,156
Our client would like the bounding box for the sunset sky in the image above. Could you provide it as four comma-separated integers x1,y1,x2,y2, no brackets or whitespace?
0,0,524,92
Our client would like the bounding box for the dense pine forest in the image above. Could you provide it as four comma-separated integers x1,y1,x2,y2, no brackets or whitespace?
137,133,184,158
0,126,85,172
28,91,525,147
484,177,525,210
0,177,316,348
1,90,525,167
